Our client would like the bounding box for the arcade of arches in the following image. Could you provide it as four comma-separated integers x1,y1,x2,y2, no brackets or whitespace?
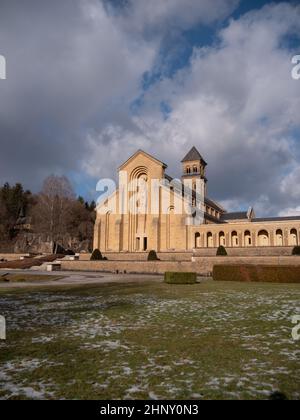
193,227,299,249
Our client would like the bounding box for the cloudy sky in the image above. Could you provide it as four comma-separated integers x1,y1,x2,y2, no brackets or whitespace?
0,0,299,216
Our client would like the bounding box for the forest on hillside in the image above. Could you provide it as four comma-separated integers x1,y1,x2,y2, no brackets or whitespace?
0,176,96,253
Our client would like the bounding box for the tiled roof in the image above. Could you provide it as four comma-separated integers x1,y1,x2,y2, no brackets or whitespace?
164,174,224,212
181,146,207,165
221,212,248,221
253,216,300,222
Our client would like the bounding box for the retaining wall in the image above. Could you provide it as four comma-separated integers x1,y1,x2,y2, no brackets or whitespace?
79,252,193,262
79,247,295,262
193,246,294,257
61,256,300,276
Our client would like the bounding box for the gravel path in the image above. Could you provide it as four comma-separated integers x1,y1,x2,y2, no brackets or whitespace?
0,270,164,288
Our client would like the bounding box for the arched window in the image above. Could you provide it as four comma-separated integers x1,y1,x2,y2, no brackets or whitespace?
195,233,201,248
193,166,198,173
258,230,269,247
244,231,252,247
207,232,213,248
186,166,191,174
219,232,225,247
231,231,238,247
276,229,283,246
289,229,298,246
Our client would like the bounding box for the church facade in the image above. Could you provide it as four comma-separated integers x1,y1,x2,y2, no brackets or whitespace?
93,147,300,252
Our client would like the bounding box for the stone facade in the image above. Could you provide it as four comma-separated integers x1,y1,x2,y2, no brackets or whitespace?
93,148,300,252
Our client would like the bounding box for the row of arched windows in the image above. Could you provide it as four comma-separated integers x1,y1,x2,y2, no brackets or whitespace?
195,229,299,248
186,166,199,174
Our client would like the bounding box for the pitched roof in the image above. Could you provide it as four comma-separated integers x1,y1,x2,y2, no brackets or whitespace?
221,211,249,221
163,174,225,212
253,216,300,223
119,149,168,170
181,146,207,165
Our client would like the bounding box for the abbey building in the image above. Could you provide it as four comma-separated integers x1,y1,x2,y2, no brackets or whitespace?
93,147,300,252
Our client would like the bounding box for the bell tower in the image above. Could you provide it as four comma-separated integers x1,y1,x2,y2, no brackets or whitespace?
181,146,207,193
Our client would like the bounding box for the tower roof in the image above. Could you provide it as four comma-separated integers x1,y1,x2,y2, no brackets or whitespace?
181,146,207,166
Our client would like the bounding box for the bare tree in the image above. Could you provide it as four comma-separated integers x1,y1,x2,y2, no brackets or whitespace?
32,175,75,251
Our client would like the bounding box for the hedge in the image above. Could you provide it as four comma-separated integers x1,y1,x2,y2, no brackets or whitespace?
213,265,300,283
164,272,197,284
292,246,300,256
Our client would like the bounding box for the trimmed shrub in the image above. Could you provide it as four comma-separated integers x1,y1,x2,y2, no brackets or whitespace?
269,392,288,401
213,265,300,283
65,249,75,256
164,272,197,284
292,246,300,256
147,250,160,261
90,249,104,261
216,246,227,256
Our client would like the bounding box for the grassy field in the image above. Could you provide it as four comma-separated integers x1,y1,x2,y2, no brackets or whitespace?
0,280,299,400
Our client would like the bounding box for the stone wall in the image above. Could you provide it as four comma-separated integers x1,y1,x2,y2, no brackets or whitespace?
193,246,294,257
61,256,300,276
61,260,196,275
79,252,193,262
193,256,300,274
79,247,295,262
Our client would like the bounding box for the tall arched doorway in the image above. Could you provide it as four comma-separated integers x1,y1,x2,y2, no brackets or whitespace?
129,166,148,252
195,233,201,248
207,232,213,248
219,232,225,247
276,229,283,246
258,230,269,247
289,229,298,246
231,231,238,247
244,231,252,247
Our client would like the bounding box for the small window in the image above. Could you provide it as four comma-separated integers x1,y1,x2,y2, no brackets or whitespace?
193,166,198,173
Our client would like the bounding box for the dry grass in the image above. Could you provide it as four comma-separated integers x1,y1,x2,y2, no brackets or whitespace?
0,274,63,283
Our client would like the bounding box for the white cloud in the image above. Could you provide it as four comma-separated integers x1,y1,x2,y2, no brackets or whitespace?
0,0,156,188
279,207,300,217
85,2,300,216
115,0,239,35
280,167,300,200
1,0,299,218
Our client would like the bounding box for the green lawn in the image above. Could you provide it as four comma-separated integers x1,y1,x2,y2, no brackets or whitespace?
0,280,299,400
